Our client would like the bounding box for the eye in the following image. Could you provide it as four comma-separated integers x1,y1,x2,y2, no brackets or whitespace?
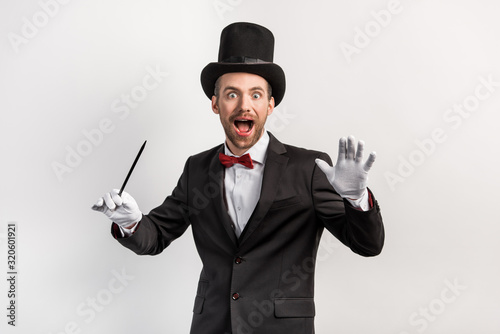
252,92,261,99
228,92,237,99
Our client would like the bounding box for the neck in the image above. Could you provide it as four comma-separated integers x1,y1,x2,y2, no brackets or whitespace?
225,141,249,156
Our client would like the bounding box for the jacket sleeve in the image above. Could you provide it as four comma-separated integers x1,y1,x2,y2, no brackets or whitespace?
312,152,385,256
112,157,193,255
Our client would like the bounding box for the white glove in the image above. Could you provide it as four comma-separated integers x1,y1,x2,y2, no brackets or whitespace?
91,189,142,228
315,136,376,200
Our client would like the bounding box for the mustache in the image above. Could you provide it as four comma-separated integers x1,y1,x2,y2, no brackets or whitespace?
229,112,256,122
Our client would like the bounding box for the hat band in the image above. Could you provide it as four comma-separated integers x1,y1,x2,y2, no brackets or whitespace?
222,56,268,64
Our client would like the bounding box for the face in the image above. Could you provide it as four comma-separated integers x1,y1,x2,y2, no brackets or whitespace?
212,72,274,156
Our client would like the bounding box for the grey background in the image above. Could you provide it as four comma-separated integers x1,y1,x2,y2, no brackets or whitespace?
1,0,499,333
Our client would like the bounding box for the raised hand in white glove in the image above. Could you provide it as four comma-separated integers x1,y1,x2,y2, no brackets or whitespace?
315,136,376,200
91,189,142,228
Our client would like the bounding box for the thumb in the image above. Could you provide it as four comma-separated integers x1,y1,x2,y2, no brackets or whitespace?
315,158,335,180
91,197,104,212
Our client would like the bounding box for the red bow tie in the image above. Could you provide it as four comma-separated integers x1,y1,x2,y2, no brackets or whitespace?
219,153,254,169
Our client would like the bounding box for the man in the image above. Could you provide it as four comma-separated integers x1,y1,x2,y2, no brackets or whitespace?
92,22,384,334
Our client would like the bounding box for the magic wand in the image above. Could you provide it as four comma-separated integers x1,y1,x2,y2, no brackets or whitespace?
118,140,147,196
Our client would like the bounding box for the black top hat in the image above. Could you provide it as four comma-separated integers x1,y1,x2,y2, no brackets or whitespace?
201,22,286,106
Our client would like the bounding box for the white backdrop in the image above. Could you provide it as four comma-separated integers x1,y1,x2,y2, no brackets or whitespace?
1,0,499,333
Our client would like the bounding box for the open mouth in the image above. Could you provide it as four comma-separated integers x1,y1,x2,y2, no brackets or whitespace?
233,118,254,137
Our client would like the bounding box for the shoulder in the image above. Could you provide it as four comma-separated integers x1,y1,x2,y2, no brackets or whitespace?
269,133,332,165
174,144,223,177
188,143,223,163
283,142,325,159
286,143,333,167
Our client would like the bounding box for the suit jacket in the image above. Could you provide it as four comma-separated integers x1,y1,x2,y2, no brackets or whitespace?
114,132,384,334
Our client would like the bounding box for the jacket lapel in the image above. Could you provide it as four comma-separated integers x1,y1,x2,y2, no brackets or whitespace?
208,145,239,246
239,133,288,245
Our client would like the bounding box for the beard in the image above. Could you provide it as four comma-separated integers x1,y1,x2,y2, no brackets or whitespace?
220,111,267,154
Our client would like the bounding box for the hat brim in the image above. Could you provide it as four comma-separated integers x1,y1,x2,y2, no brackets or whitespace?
201,62,286,106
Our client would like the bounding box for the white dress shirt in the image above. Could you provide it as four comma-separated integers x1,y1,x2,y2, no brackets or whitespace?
223,131,270,237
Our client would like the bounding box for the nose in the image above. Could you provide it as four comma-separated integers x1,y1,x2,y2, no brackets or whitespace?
238,94,252,112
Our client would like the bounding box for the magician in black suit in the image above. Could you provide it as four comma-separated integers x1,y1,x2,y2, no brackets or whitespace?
92,22,385,334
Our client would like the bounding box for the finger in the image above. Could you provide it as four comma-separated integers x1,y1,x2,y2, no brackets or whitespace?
337,137,347,161
346,135,356,160
103,192,116,210
91,197,104,212
315,158,335,179
363,152,377,172
94,197,104,207
355,140,365,163
111,190,123,206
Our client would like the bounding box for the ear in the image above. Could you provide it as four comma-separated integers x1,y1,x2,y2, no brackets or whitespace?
267,96,275,116
211,96,219,114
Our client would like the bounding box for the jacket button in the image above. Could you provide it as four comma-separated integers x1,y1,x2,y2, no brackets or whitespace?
235,257,242,264
232,293,240,300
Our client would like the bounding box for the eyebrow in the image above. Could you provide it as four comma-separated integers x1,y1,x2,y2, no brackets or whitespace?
223,86,265,93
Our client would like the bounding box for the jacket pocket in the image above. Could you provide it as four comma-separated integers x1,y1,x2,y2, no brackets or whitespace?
193,295,204,314
193,280,209,314
274,298,315,318
269,196,303,211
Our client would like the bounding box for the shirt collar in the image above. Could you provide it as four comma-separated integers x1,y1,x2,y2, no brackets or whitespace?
224,130,269,165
